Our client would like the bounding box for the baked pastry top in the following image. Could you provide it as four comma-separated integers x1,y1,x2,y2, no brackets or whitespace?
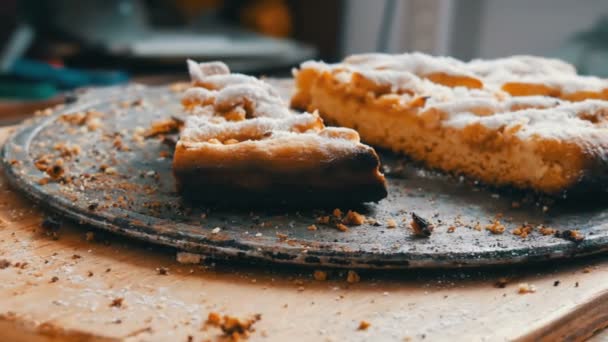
292,52,608,194
172,60,387,204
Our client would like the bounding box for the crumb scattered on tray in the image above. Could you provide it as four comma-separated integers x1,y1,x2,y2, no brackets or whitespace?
343,210,365,226
346,270,360,284
556,230,585,243
336,223,349,232
313,270,327,281
553,280,560,287
50,276,59,283
485,220,505,235
386,218,397,229
512,224,533,238
539,225,556,236
410,213,433,237
517,283,536,294
358,320,371,331
144,117,184,138
156,267,169,275
307,224,317,231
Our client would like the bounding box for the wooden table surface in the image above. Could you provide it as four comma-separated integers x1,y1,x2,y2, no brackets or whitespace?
1,124,608,342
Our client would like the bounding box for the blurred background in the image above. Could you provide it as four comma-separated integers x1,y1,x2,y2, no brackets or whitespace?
1,0,608,123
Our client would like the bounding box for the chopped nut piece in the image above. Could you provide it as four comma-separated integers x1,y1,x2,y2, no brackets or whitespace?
358,320,371,331
410,213,433,237
50,276,59,283
517,283,536,294
335,223,349,232
0,260,10,269
386,218,397,228
485,220,505,235
346,270,360,283
313,270,327,281
343,210,365,226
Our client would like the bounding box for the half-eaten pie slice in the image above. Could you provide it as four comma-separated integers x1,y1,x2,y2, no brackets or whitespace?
172,60,387,204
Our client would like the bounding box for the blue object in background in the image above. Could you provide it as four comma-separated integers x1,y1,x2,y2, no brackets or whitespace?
9,59,129,89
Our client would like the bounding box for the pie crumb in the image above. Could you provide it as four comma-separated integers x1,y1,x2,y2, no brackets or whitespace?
110,298,124,307
485,220,505,234
358,320,371,331
336,223,349,232
517,283,536,294
332,208,343,219
343,210,365,226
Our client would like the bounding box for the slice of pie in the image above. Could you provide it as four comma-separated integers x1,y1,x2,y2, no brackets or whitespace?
292,52,608,195
172,60,387,204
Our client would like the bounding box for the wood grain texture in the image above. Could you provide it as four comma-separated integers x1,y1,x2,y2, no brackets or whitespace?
0,125,607,342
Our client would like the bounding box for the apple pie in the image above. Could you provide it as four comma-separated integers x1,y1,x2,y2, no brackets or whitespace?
172,60,387,203
292,52,608,194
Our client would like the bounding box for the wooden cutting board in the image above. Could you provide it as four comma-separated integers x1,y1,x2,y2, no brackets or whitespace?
0,124,608,342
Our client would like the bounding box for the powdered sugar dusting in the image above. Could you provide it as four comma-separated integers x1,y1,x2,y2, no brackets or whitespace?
180,61,371,158
297,52,608,144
